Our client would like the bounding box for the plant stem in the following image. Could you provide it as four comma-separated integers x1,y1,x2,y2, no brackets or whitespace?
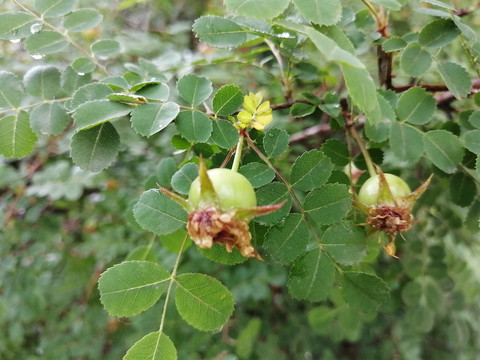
348,125,377,178
231,132,245,172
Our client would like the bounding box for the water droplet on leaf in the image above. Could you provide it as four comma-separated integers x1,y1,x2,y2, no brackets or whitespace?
31,54,44,60
30,23,43,34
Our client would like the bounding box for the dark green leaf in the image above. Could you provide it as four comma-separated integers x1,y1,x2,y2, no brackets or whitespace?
74,100,132,130
322,222,366,265
290,103,316,118
0,112,37,158
70,122,120,172
321,138,350,166
303,183,352,225
136,83,170,101
213,84,244,116
177,74,213,107
193,16,247,48
130,102,180,137
419,19,460,48
396,87,436,125
70,83,113,110
23,65,61,99
263,128,289,158
171,162,199,195
340,272,390,312
382,37,407,52
390,122,424,164
469,111,480,129
98,261,170,317
264,213,309,265
423,130,464,173
292,0,342,26
288,247,335,301
124,332,177,360
30,102,69,135
175,273,234,331
224,0,290,20
450,172,476,207
437,62,471,99
239,162,275,188
198,244,247,265
0,71,25,108
255,182,292,225
175,111,212,142
157,157,178,188
291,150,333,191
463,130,480,154
133,189,188,235
211,119,239,149
400,43,432,77
342,65,379,121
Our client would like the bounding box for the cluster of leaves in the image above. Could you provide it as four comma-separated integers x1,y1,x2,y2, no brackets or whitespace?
1,0,480,359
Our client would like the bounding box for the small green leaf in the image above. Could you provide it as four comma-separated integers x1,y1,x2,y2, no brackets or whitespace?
255,182,292,225
125,246,157,262
130,102,180,137
91,39,121,57
35,0,75,18
213,84,244,116
322,222,366,265
421,0,456,10
321,139,350,166
107,93,147,104
288,247,335,302
71,57,96,74
171,162,199,195
70,83,113,110
23,65,61,99
235,318,261,360
303,183,352,225
437,62,471,99
463,130,480,154
239,162,275,188
291,150,333,191
177,74,213,107
193,16,247,48
370,0,402,10
25,30,69,55
0,71,25,109
468,111,480,129
198,244,247,265
175,111,212,143
175,273,234,331
264,213,309,265
423,130,464,173
136,83,170,101
400,43,432,77
292,0,342,26
224,0,290,20
133,189,188,235
390,122,424,164
419,19,460,48
396,87,436,125
156,157,178,188
30,102,69,135
73,100,132,130
450,172,476,207
290,103,316,118
211,119,239,149
0,112,37,158
263,128,289,158
98,261,170,317
342,65,379,120
63,9,103,32
0,12,34,39
62,66,92,94
70,122,120,172
124,332,177,360
382,37,407,52
340,272,390,312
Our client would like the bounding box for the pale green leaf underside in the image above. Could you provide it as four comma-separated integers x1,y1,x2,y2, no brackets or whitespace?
73,100,132,130
25,30,69,55
0,112,37,158
224,0,290,20
293,0,342,26
123,332,177,360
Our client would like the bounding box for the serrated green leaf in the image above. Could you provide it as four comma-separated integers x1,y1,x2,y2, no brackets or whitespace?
23,65,61,99
468,111,480,129
437,62,471,99
25,30,69,55
263,128,289,158
239,162,275,188
125,246,157,262
235,318,261,359
463,130,480,154
321,139,350,166
98,261,170,317
340,272,390,312
130,102,179,137
0,12,34,39
107,93,147,104
70,83,113,110
211,119,239,149
290,103,315,118
175,111,212,142
213,84,244,116
193,16,247,48
177,74,212,107
71,57,96,74
423,130,464,173
419,19,460,48
292,0,342,26
73,100,132,130
175,273,234,331
124,332,177,360
224,0,290,20
400,43,432,77
70,122,120,172
30,102,69,135
287,247,335,302
255,182,292,225
390,122,424,164
133,189,187,235
450,172,476,207
364,94,392,142
0,112,37,158
135,83,170,101
171,134,191,150
156,157,178,188
421,0,456,10
291,150,333,191
0,71,25,109
198,244,247,265
303,183,352,225
342,65,379,120
264,213,309,265
63,9,103,32
382,37,407,52
171,162,198,195
61,66,93,94
91,39,121,57
370,0,402,10
322,222,366,265
35,0,75,18
396,87,436,125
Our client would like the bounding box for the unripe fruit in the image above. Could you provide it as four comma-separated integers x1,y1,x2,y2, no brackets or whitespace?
188,168,256,210
358,173,411,206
